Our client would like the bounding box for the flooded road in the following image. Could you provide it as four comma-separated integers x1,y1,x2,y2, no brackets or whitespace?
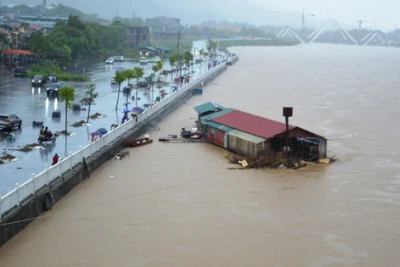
0,39,211,194
1,44,400,266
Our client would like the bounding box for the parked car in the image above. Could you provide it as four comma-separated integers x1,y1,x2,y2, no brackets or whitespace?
140,57,148,65
106,58,114,64
0,114,22,131
137,80,148,88
14,67,25,77
113,56,124,62
32,75,45,87
46,82,62,97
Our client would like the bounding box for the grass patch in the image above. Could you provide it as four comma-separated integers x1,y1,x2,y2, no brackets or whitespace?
150,37,198,55
25,60,90,82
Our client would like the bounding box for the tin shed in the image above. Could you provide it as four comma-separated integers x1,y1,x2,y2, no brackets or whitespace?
227,130,267,157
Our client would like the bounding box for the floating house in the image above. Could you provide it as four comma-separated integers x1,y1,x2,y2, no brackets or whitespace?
195,103,327,160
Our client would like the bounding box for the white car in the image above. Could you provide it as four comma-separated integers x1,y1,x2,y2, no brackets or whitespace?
113,56,124,62
140,57,147,65
106,58,114,64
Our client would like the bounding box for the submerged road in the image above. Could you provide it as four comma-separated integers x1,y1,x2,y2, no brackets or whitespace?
0,40,215,194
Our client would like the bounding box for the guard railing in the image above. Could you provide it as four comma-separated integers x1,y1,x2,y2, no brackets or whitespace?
0,62,227,218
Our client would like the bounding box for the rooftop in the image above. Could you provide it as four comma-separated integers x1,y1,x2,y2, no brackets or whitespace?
228,129,266,144
194,101,226,115
212,109,296,139
199,107,233,122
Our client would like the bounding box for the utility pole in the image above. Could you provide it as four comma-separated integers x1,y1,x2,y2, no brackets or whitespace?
283,107,293,156
177,29,181,76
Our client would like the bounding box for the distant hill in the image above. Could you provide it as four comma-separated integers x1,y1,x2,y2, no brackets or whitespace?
4,0,359,29
3,0,303,27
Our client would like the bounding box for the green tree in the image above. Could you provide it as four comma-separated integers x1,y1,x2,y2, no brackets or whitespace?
168,54,177,81
183,51,193,75
132,66,144,107
114,71,127,110
58,86,75,134
123,68,135,104
124,68,135,86
25,32,52,54
155,59,163,85
151,64,158,90
84,84,98,123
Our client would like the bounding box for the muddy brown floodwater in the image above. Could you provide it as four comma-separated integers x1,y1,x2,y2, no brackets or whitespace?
1,44,400,266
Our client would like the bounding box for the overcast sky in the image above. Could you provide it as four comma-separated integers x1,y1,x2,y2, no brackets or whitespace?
249,0,399,30
5,0,399,30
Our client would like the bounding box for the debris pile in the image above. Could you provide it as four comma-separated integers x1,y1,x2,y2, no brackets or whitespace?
0,153,16,164
55,130,72,136
16,143,41,152
224,151,337,170
115,151,129,160
72,120,86,127
90,112,104,119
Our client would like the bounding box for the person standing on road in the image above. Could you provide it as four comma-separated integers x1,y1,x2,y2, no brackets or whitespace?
52,153,59,165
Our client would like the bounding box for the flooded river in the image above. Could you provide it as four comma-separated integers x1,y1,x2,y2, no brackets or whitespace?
0,44,400,266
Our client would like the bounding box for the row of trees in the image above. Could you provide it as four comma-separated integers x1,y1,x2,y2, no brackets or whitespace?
168,50,194,78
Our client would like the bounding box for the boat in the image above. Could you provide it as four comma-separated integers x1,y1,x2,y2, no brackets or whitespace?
128,135,153,147
181,127,203,139
158,134,178,142
191,133,203,139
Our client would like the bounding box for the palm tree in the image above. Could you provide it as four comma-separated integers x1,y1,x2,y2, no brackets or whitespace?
155,59,163,86
168,54,177,81
132,66,144,107
58,86,75,135
114,70,126,110
124,69,135,104
84,83,98,123
151,64,158,103
183,51,193,76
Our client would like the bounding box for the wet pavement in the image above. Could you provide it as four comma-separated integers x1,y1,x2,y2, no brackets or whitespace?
0,40,213,194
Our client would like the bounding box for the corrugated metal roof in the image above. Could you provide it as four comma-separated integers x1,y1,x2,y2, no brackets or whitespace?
228,129,266,144
194,102,225,114
212,109,296,139
203,121,235,132
199,107,233,122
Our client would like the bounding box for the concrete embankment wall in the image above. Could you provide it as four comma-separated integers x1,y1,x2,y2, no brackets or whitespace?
0,63,229,248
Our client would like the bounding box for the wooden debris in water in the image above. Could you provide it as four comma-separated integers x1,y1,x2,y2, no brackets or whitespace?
72,120,86,127
16,143,40,152
90,112,104,119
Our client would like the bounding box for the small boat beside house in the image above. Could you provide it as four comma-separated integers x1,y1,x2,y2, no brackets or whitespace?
128,135,153,147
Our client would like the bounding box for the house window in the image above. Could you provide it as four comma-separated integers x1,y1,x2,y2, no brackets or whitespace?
211,128,215,134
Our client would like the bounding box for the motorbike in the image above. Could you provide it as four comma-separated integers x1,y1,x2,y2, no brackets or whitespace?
38,135,56,144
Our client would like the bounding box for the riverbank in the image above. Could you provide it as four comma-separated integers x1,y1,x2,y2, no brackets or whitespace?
216,38,300,48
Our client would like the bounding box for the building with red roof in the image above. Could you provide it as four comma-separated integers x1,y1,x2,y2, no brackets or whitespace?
196,103,327,160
